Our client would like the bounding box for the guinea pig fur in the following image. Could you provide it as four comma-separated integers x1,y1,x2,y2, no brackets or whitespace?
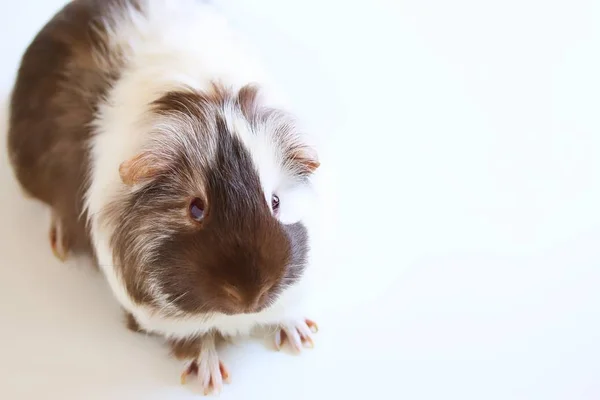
7,0,320,393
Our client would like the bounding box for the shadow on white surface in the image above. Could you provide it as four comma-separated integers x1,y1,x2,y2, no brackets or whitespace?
1,0,600,399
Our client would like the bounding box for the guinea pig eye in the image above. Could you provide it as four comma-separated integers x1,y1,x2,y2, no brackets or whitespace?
271,194,280,213
189,198,205,222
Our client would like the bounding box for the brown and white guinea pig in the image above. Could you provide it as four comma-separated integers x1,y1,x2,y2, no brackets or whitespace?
7,0,321,393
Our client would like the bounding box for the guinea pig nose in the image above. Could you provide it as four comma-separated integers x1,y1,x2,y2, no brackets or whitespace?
245,288,270,314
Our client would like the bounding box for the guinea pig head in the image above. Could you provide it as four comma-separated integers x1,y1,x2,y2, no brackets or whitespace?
107,83,318,316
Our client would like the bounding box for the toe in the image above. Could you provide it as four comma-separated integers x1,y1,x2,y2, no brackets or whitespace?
209,361,223,394
301,334,314,349
296,322,314,348
198,353,225,395
283,325,303,353
274,329,287,350
198,358,213,394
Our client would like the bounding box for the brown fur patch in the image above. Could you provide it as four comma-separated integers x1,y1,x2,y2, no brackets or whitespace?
169,336,203,360
7,0,132,259
169,332,226,360
125,311,144,333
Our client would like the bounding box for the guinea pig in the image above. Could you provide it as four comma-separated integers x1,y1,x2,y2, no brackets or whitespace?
7,0,320,394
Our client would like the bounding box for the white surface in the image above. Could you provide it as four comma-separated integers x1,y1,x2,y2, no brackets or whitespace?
0,1,599,399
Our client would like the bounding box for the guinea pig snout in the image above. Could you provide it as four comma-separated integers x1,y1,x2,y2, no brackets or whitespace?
221,284,272,315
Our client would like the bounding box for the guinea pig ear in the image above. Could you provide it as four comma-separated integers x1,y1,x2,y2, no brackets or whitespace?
119,151,167,186
291,145,320,175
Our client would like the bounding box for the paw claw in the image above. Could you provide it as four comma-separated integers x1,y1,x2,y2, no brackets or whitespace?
49,216,69,262
306,319,319,333
180,360,198,385
51,245,67,262
219,361,231,384
274,318,318,353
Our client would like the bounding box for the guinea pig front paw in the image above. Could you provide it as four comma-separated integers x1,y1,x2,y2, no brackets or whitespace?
274,318,319,353
178,334,230,395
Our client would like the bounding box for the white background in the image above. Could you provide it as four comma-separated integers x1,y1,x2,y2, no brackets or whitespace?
1,0,599,399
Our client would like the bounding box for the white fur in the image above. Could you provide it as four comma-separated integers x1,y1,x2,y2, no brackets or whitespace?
85,0,316,339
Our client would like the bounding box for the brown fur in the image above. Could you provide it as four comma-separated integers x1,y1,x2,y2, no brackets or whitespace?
168,332,227,360
169,336,203,360
7,0,131,258
125,311,144,333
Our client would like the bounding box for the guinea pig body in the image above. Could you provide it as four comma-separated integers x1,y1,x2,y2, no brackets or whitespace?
8,0,320,391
